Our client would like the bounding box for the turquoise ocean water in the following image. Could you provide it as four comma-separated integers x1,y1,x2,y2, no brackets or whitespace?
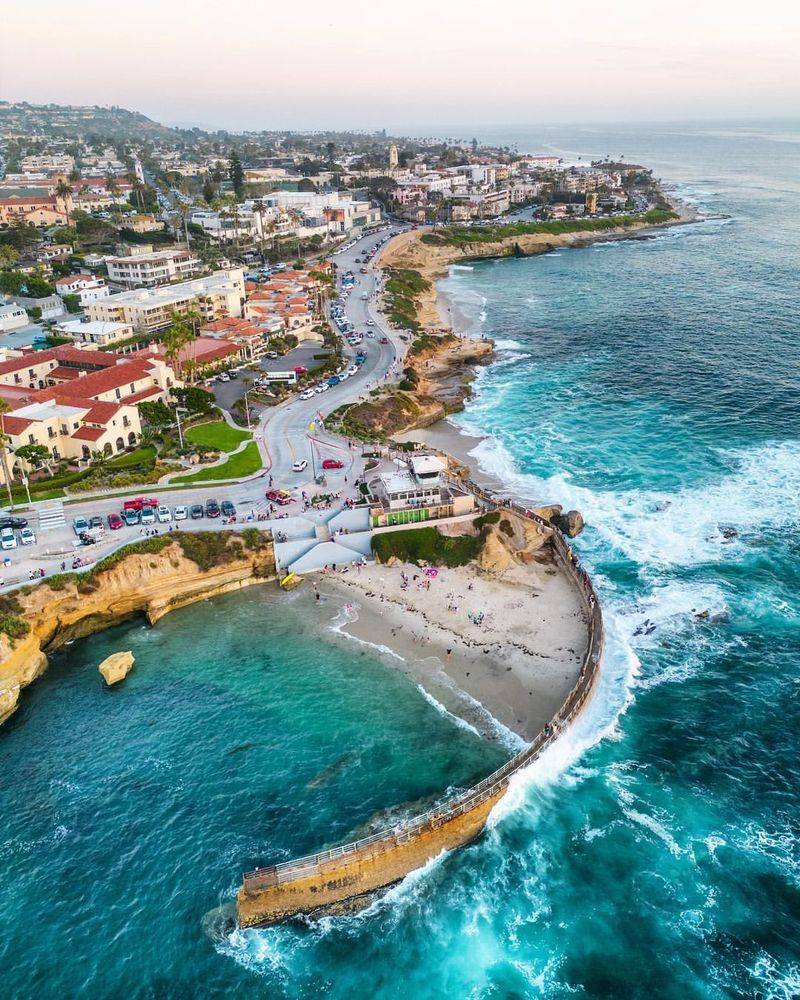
2,122,800,997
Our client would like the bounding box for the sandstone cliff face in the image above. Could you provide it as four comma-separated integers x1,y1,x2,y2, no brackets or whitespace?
0,534,276,727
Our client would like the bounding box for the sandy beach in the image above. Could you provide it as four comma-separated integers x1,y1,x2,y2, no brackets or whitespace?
322,551,588,744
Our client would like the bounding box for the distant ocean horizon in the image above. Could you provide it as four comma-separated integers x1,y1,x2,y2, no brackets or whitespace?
2,120,799,998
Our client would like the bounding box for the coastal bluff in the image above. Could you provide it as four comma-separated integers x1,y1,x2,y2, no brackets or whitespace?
0,531,276,728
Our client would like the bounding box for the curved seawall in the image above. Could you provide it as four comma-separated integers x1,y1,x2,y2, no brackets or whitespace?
237,495,604,927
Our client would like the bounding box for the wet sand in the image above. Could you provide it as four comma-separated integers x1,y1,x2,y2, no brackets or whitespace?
321,554,588,744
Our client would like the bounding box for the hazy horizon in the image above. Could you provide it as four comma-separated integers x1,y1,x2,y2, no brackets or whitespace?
3,0,798,133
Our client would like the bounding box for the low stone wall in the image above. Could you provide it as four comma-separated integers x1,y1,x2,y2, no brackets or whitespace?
237,501,603,927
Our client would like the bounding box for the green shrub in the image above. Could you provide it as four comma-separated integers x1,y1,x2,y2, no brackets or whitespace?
473,511,500,529
500,518,514,536
372,526,482,567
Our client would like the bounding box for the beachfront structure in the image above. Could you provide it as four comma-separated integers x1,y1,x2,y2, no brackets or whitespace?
87,268,246,334
368,455,475,527
105,248,203,288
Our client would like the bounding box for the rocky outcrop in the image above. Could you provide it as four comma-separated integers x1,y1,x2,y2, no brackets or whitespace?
99,650,135,685
531,504,585,538
0,532,276,727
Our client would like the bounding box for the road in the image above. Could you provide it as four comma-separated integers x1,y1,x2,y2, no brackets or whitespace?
1,223,408,586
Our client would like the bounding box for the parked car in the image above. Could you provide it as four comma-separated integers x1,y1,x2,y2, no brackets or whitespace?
89,515,104,529
299,389,315,400
218,372,230,382
322,458,345,470
265,489,293,506
293,366,308,374
73,516,90,537
123,497,158,512
173,505,188,521
1,526,17,550
157,505,172,523
221,500,236,518
205,499,221,518
327,376,341,387
107,513,124,530
19,527,36,546
0,517,27,530
140,506,156,525
123,509,140,526
190,504,204,520
292,460,308,472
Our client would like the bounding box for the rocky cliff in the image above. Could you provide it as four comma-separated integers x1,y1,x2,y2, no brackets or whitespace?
0,531,275,727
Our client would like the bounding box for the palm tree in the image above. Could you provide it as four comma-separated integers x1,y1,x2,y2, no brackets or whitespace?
0,400,17,509
54,178,73,227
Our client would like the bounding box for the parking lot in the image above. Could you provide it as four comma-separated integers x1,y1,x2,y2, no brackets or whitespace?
211,344,331,410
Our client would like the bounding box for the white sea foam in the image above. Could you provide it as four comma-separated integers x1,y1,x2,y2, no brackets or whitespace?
450,264,474,271
328,602,406,662
493,338,524,351
415,683,482,738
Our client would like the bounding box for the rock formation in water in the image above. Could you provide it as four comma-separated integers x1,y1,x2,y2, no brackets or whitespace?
99,650,135,685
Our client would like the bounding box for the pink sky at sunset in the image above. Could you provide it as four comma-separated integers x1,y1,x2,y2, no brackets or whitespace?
2,0,799,129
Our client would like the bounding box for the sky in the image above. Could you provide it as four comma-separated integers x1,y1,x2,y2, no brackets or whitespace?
2,0,799,132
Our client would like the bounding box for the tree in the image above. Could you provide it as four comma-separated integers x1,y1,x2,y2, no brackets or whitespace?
170,385,214,415
0,400,16,509
0,245,20,269
297,177,317,192
162,311,195,375
203,177,217,205
137,400,174,429
14,443,51,473
325,141,336,169
54,178,73,227
62,293,81,314
229,149,245,199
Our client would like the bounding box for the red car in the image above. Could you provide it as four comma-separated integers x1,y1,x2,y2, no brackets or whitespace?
379,336,389,344
123,496,159,512
293,365,308,375
265,489,293,506
107,513,123,530
322,458,345,470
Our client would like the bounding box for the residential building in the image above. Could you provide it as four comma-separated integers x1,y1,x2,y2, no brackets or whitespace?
55,274,110,306
105,248,203,288
125,214,164,234
20,153,74,174
54,319,135,347
87,268,246,333
0,303,28,332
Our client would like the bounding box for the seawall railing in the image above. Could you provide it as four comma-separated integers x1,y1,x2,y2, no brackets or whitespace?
243,486,603,892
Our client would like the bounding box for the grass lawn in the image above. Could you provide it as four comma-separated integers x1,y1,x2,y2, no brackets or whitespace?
173,442,262,483
104,446,157,470
185,420,251,453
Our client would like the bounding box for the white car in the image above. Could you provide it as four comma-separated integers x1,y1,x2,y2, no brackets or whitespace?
140,507,156,525
218,372,230,382
1,527,17,550
300,389,316,400
157,505,172,523
347,365,359,376
19,527,36,546
339,371,350,381
315,383,329,393
292,460,308,472
173,505,188,521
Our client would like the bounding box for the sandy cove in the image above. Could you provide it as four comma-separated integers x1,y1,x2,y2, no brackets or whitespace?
322,549,588,744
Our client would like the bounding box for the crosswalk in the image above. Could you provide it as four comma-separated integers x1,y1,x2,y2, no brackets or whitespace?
37,502,66,531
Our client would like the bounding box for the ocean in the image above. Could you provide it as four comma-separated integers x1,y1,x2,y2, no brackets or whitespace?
2,121,800,998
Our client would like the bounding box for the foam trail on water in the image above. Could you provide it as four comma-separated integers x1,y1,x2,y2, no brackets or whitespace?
328,603,406,662
415,683,482,738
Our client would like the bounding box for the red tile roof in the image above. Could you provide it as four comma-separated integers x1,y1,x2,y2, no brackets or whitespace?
71,425,105,442
0,415,34,435
47,366,83,381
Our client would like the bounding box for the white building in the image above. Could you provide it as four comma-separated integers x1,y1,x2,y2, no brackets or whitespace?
55,274,110,306
0,303,29,332
105,249,203,288
53,319,135,347
88,268,246,334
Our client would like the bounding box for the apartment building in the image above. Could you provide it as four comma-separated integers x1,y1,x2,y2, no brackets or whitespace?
54,319,135,347
20,153,74,173
88,268,246,333
105,248,203,288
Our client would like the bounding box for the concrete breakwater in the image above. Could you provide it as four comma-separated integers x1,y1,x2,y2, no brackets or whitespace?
237,503,603,928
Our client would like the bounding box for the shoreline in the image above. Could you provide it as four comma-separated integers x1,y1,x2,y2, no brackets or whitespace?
320,543,589,744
